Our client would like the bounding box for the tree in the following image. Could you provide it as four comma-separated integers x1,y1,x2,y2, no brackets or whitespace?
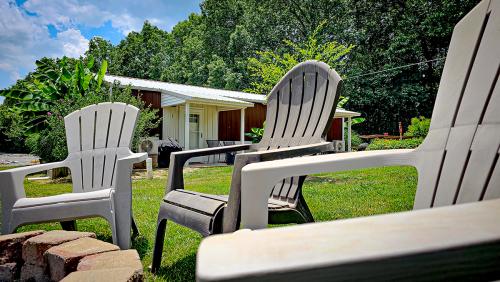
339,0,480,133
246,22,354,94
0,105,27,152
207,55,228,88
109,21,169,80
160,14,209,85
85,37,114,72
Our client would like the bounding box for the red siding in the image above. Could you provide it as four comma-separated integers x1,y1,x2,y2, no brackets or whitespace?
218,104,342,141
132,89,162,109
133,89,163,138
218,104,267,141
327,118,343,141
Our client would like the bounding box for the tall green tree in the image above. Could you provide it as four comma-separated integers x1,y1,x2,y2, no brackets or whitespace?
160,14,209,85
85,37,114,72
246,22,354,94
109,21,169,80
340,0,480,133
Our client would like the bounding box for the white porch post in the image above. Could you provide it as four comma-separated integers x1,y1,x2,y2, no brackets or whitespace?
341,117,346,152
240,108,245,143
185,102,190,150
347,117,352,152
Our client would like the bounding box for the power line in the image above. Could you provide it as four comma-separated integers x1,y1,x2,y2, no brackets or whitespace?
346,57,445,80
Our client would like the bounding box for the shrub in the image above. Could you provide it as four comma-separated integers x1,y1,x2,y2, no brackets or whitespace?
0,105,28,152
344,129,363,150
25,133,40,155
404,116,430,138
245,123,264,143
367,138,424,151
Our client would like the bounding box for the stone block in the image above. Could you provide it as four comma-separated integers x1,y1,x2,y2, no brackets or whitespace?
45,237,119,281
20,263,50,282
77,250,142,272
0,230,44,264
61,268,143,282
0,262,17,281
76,250,143,280
22,230,95,266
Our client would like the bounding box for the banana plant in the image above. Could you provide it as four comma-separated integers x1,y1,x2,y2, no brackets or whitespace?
0,55,108,132
245,122,265,143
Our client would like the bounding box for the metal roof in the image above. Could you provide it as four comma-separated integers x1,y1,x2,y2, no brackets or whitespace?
104,75,361,117
104,75,264,107
334,108,361,118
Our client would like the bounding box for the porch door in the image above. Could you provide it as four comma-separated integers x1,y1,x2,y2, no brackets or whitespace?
189,113,202,149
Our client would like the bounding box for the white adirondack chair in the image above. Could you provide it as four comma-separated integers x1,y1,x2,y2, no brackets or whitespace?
197,0,500,280
0,102,147,249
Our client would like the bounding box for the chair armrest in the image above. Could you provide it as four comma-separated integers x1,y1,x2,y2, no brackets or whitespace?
221,142,332,232
240,149,416,229
171,144,251,163
166,144,251,193
0,161,68,216
197,199,500,282
0,161,68,179
112,152,147,248
117,152,148,165
114,152,148,193
238,142,333,162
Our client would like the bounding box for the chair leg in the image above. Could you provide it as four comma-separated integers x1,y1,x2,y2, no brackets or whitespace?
296,194,315,223
60,220,77,231
131,216,139,238
151,218,168,274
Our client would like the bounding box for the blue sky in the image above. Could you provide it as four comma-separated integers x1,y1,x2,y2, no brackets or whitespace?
0,0,202,103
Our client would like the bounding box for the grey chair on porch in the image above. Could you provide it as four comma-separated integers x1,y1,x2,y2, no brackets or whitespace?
197,0,500,280
151,60,343,272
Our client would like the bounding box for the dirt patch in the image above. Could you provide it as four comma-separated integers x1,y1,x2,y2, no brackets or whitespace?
0,153,39,166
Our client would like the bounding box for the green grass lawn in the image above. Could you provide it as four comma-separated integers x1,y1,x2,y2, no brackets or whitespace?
2,165,417,281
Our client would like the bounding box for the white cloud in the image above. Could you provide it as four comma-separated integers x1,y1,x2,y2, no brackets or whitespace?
23,0,107,29
58,29,89,58
109,13,144,35
20,0,177,36
0,1,89,89
0,0,201,90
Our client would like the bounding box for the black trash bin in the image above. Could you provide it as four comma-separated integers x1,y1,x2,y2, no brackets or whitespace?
158,138,183,168
223,141,236,165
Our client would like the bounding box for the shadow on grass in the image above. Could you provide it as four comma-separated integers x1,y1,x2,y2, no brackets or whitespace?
153,253,196,282
93,231,113,243
132,235,150,259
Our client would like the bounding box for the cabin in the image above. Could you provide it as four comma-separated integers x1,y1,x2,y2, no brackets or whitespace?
104,75,360,152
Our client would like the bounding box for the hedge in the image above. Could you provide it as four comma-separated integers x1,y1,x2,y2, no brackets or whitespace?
366,138,423,150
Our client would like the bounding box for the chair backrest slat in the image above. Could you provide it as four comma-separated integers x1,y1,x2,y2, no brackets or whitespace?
483,152,500,200
64,102,139,192
120,106,140,148
311,72,341,144
80,105,97,151
270,83,292,148
255,61,342,202
281,74,305,145
426,0,490,131
290,72,318,147
414,0,500,209
300,69,330,144
95,103,112,149
106,103,127,148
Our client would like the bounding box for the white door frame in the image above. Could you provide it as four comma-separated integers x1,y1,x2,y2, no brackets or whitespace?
189,107,204,149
